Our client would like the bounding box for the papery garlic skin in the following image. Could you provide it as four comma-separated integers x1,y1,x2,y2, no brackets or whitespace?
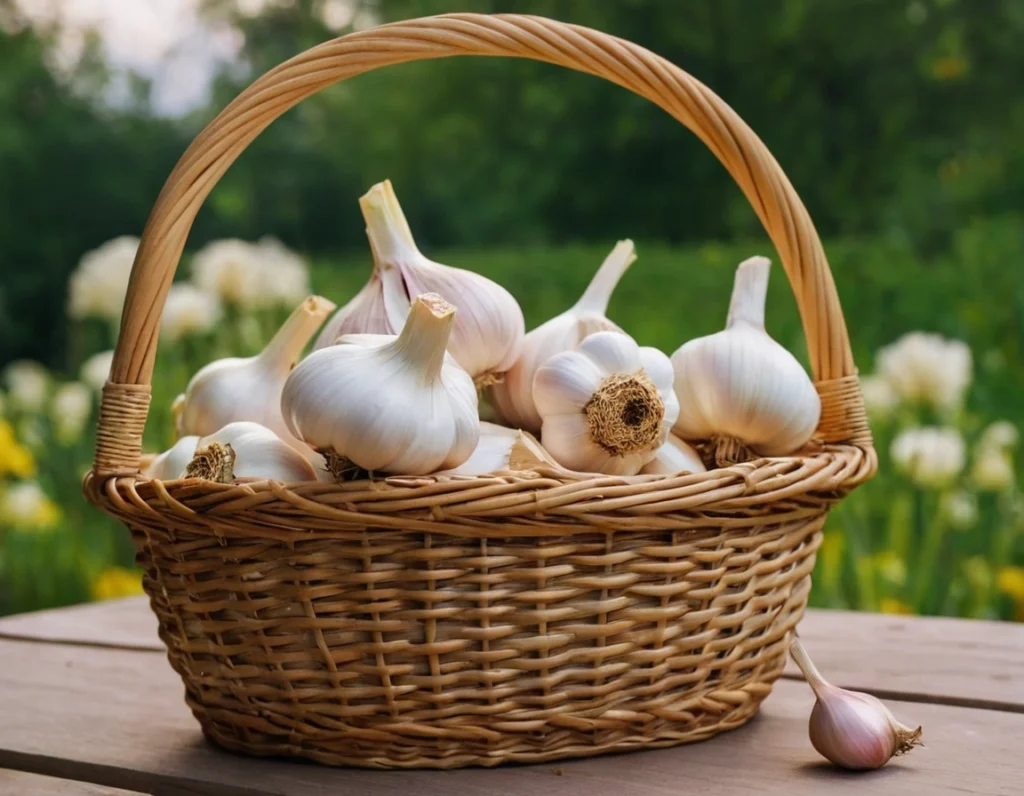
640,434,707,475
174,295,336,445
144,436,199,480
671,256,820,456
791,637,921,771
437,422,556,475
186,421,317,483
314,180,524,384
534,330,679,475
490,240,635,434
283,293,480,476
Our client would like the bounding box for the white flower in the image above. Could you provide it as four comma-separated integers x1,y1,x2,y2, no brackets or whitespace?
941,489,978,530
191,239,267,308
1,480,59,529
978,420,1018,452
859,373,899,419
160,284,222,342
890,426,965,488
80,350,114,391
972,447,1015,492
51,381,93,444
3,361,50,412
67,236,139,321
257,236,310,306
876,332,972,411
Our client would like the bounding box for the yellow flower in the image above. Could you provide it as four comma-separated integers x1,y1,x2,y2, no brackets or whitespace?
997,567,1024,602
879,598,914,615
0,419,36,478
930,54,968,81
873,551,907,586
91,567,144,601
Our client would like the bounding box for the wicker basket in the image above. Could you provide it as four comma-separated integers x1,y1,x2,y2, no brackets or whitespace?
84,13,876,770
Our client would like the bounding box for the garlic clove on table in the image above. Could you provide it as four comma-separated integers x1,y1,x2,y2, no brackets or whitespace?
533,330,679,475
174,295,336,447
671,256,821,457
283,292,480,477
490,239,636,434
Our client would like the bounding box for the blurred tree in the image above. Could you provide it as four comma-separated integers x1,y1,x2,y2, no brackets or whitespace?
0,0,186,367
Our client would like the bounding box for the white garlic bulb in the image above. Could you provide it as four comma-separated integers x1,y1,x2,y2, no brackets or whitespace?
671,256,821,456
174,295,336,445
437,422,556,475
313,180,524,384
640,434,707,475
185,421,317,483
490,240,636,434
283,292,480,477
533,330,679,475
144,435,199,480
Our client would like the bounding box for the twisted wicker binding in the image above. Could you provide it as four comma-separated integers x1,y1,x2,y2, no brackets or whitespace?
85,13,876,769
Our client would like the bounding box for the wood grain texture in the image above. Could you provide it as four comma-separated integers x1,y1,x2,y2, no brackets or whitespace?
0,638,1019,796
7,598,1021,711
0,770,141,795
786,609,1024,711
0,598,159,651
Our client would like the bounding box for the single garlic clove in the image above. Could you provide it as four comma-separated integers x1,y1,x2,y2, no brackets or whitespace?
283,292,481,477
185,421,317,483
144,435,199,480
533,330,676,475
175,295,336,448
490,240,636,433
671,256,821,457
436,422,556,475
640,434,707,475
791,636,922,771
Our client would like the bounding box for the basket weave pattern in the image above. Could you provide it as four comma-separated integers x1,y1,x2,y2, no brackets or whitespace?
84,13,875,769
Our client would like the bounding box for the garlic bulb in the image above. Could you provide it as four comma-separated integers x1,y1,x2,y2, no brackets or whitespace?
490,240,636,434
144,436,199,480
174,295,336,444
640,434,707,475
313,180,524,385
185,421,317,483
671,256,820,456
791,637,922,770
283,292,480,476
533,330,679,475
437,422,556,475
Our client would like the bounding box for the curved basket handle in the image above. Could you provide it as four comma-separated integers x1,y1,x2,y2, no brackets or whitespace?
92,12,871,477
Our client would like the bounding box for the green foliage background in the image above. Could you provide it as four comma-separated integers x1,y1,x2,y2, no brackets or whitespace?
0,0,1022,618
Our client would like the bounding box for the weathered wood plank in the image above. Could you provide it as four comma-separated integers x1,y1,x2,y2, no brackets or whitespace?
0,769,141,795
0,639,1018,796
787,608,1024,711
0,598,160,652
4,598,1022,710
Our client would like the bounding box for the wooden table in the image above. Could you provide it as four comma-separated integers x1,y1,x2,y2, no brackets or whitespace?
1,599,1021,795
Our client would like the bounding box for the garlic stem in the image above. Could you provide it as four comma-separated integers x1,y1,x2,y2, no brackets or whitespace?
360,179,419,265
574,239,637,314
789,634,831,699
257,295,337,373
726,255,771,330
387,293,456,382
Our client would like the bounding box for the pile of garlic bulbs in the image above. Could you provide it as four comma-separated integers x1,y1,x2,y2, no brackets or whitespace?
146,180,822,485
